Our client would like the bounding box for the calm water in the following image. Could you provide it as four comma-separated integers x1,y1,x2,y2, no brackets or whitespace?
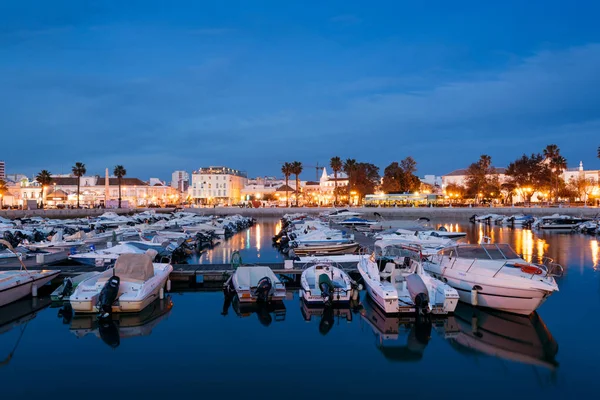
1,217,600,399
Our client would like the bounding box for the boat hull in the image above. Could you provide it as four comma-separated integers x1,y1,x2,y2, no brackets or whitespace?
293,242,359,256
0,271,60,307
424,267,551,315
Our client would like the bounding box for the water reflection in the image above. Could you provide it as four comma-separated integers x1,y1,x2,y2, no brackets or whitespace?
68,297,173,348
1,297,51,367
450,303,558,370
300,301,354,336
221,295,286,327
591,240,599,269
360,297,435,362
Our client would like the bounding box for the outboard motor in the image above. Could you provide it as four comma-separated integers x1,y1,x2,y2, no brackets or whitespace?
60,277,74,300
98,276,120,319
256,304,273,327
405,274,430,315
318,273,335,306
254,277,272,302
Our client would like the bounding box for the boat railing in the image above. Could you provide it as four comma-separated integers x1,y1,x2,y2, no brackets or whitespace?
542,257,565,277
492,262,508,278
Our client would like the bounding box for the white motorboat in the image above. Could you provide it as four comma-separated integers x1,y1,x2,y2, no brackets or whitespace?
375,230,454,254
291,242,360,256
24,229,85,250
320,208,362,221
338,217,378,228
70,253,173,314
224,266,286,303
533,214,589,230
358,242,459,315
0,270,60,307
183,223,226,236
300,263,354,305
68,243,147,267
51,272,102,302
0,239,60,307
296,254,364,264
422,243,562,315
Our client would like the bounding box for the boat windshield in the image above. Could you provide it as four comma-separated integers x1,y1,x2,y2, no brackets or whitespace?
441,244,520,260
376,244,421,260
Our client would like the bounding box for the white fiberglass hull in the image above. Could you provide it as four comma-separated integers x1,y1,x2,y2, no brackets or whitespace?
424,266,552,315
0,270,60,307
70,265,172,313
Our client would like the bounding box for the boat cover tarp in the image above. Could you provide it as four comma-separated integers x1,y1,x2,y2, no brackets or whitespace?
235,266,277,288
114,253,154,281
104,244,146,255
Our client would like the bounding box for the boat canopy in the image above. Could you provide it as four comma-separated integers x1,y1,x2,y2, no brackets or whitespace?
114,253,155,281
235,266,278,288
440,244,520,260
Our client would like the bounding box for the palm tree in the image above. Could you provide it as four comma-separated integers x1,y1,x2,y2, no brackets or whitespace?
35,170,53,209
113,165,127,208
290,161,303,206
281,162,293,207
330,156,342,206
71,162,86,208
550,155,567,201
543,144,560,201
343,159,357,204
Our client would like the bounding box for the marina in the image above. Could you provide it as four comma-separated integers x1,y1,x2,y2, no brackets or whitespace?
0,212,599,398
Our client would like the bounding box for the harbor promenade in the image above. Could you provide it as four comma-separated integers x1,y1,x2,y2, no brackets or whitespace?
1,205,599,219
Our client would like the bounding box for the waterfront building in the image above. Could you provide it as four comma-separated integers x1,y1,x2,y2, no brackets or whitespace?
189,166,247,205
3,174,179,208
0,160,5,179
171,170,190,192
316,167,349,205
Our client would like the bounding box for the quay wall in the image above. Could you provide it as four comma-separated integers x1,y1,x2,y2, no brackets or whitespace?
1,206,598,220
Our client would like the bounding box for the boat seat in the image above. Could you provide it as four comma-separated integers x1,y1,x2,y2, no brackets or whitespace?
380,262,394,280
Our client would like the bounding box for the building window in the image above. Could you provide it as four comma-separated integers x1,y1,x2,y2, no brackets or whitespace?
218,190,221,196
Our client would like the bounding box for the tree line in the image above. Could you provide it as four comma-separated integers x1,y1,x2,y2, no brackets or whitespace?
446,144,600,205
280,156,421,206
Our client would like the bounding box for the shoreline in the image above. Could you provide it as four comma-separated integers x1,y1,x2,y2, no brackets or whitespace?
1,206,598,219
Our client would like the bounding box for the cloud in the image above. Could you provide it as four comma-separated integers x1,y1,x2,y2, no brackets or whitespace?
1,42,599,178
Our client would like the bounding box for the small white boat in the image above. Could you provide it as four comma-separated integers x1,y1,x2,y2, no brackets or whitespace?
358,242,459,315
51,272,102,302
320,208,362,221
533,214,589,230
422,243,562,315
0,270,60,307
291,242,360,256
70,253,173,314
0,238,60,307
25,229,84,250
68,243,147,267
300,263,354,305
224,266,286,303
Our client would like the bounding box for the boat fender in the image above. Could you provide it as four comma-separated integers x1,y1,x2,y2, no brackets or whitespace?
471,285,482,306
254,277,272,302
98,276,120,318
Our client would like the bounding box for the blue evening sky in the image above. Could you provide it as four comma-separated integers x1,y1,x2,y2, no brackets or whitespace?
1,0,599,180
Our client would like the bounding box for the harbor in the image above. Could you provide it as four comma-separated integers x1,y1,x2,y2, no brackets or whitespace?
0,210,599,398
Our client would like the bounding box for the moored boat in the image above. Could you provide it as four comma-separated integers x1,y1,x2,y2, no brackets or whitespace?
422,243,562,315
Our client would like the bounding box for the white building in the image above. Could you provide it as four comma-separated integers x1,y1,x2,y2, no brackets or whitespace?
0,160,5,180
171,170,190,191
189,166,247,205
